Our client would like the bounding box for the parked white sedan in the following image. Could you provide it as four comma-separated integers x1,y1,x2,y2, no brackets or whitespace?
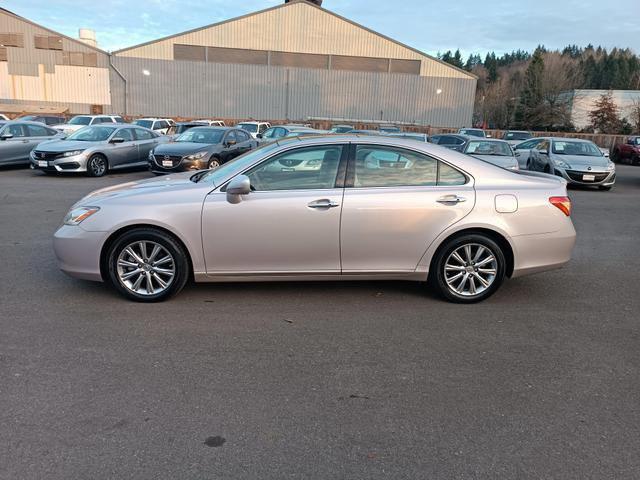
54,135,576,303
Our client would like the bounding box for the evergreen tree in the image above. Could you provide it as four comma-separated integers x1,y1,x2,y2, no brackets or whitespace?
514,48,545,128
588,91,621,133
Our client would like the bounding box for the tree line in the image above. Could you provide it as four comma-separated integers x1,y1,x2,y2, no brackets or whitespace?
437,45,640,133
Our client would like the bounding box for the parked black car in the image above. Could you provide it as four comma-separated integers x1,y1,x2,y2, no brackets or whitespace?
17,115,66,126
149,127,257,174
429,133,470,152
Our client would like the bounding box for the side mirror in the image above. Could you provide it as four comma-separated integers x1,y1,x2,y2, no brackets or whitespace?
226,139,237,147
110,137,125,144
226,174,251,197
256,133,263,139
539,149,548,155
0,133,14,141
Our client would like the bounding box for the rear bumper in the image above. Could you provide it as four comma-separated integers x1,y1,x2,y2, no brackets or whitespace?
511,221,576,278
53,225,107,281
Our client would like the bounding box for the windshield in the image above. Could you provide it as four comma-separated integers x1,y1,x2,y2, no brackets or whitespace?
68,116,92,126
632,137,640,145
504,131,531,141
552,141,602,156
176,128,225,144
466,140,513,156
67,126,116,142
196,142,282,184
237,123,258,133
174,124,198,135
19,115,37,121
134,120,153,129
460,129,485,138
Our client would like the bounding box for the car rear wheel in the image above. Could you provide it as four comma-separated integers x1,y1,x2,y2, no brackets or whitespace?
87,154,108,177
106,228,190,302
430,234,506,303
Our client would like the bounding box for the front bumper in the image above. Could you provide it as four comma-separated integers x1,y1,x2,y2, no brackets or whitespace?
148,156,208,174
554,167,615,186
31,151,89,173
53,225,108,281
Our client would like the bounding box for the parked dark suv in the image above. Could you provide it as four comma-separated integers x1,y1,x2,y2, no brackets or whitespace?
149,127,258,174
17,115,66,126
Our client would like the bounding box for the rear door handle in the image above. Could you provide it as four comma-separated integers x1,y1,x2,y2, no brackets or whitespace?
308,199,340,209
437,195,466,205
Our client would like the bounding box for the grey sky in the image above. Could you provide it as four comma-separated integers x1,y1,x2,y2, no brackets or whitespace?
3,0,639,57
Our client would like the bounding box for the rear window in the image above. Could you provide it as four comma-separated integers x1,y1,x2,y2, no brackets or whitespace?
238,123,258,133
134,120,153,129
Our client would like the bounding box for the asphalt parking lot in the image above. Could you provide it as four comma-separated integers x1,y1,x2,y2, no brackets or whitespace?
1,165,640,479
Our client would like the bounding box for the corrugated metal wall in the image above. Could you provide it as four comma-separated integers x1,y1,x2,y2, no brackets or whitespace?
110,57,475,126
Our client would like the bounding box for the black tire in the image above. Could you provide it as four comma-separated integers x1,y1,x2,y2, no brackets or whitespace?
598,185,613,191
105,228,190,302
543,164,551,174
208,156,221,169
87,154,108,177
632,156,640,167
429,234,507,303
526,160,531,170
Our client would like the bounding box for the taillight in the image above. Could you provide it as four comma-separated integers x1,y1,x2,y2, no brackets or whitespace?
549,196,571,216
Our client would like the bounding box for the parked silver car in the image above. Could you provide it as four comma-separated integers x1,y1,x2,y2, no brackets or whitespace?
463,139,519,170
54,135,576,303
528,137,616,190
513,137,545,169
0,121,62,166
31,125,165,176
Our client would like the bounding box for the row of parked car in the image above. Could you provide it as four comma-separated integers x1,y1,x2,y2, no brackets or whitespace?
0,114,624,190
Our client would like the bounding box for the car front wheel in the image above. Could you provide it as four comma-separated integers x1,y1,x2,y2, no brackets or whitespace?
105,228,190,302
87,154,108,177
430,234,506,303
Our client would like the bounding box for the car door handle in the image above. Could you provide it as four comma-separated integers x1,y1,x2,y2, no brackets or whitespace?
437,195,467,205
307,199,340,209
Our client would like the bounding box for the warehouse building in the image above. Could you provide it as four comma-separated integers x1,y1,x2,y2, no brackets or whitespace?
1,1,477,127
0,7,112,115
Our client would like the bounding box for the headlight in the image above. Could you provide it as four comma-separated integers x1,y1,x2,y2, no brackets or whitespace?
553,159,571,169
63,150,84,157
606,161,615,171
64,206,100,226
185,151,208,161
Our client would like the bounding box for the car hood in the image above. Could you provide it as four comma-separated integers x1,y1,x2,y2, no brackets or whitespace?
552,154,608,169
470,154,518,169
75,172,209,207
35,139,104,151
153,142,215,156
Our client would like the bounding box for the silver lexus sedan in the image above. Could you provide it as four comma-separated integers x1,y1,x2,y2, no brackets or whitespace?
54,135,576,303
31,125,165,177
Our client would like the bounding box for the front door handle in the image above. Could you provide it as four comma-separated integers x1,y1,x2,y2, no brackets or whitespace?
308,199,340,209
437,195,467,205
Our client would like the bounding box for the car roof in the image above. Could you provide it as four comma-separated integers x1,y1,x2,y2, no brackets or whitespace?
238,121,267,124
4,120,57,126
465,137,510,144
548,137,593,143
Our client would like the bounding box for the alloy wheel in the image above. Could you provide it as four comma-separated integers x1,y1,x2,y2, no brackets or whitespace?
444,243,498,297
116,241,176,296
208,158,220,169
89,156,106,176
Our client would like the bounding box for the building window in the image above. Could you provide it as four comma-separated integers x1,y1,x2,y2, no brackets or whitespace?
389,59,421,75
270,51,329,69
173,44,206,62
0,33,24,47
206,46,268,65
34,35,62,50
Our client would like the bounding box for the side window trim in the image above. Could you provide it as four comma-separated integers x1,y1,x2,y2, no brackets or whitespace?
345,143,470,189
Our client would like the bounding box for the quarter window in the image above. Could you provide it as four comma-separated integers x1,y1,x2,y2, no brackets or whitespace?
246,145,343,191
